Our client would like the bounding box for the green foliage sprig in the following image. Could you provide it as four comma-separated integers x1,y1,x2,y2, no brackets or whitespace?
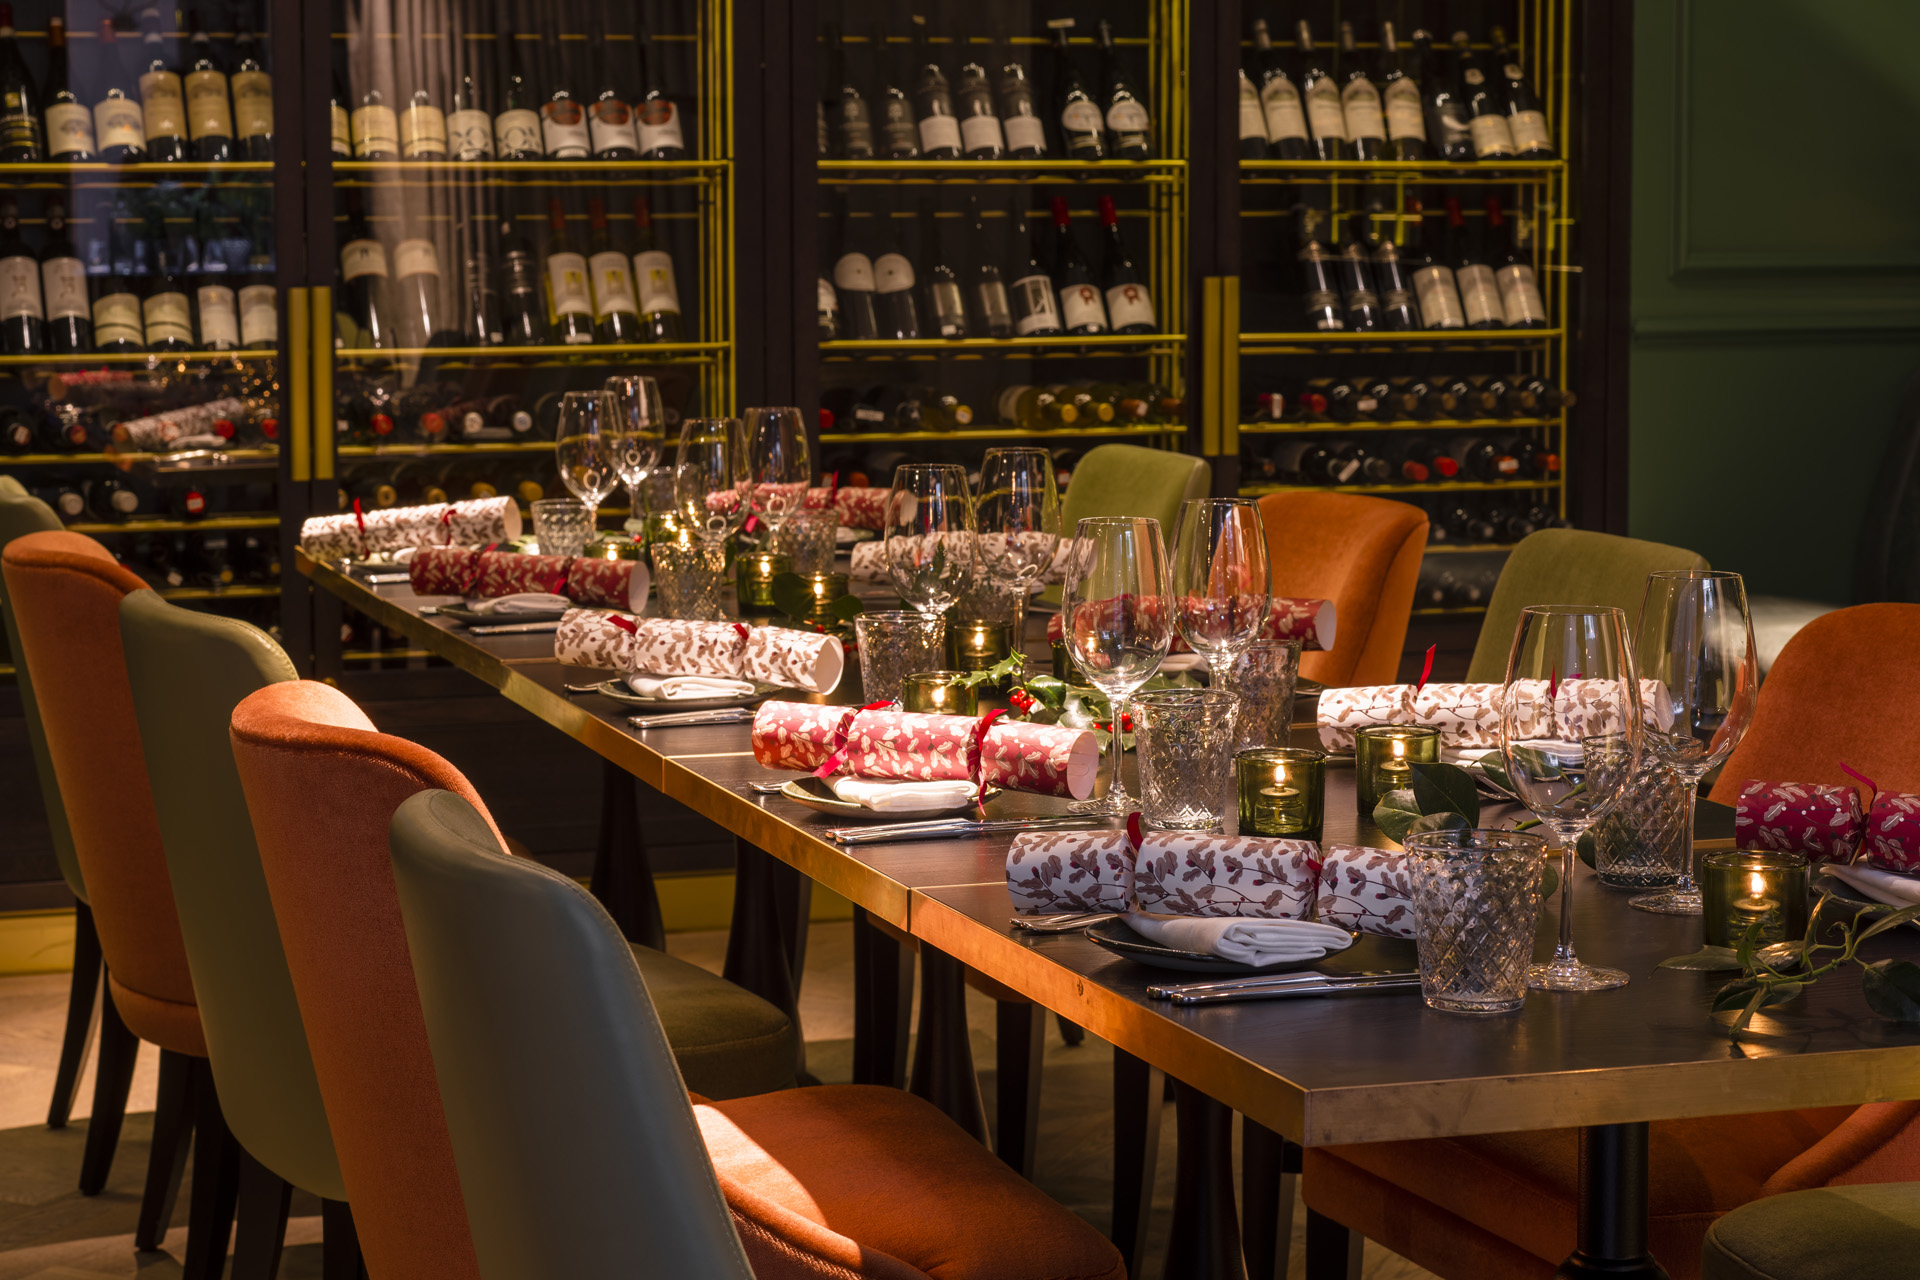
768,571,863,640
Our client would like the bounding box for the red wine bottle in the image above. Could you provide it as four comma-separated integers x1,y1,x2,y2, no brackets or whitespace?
1048,19,1103,159
629,195,683,342
1453,31,1514,159
587,197,642,342
1098,195,1153,335
1493,27,1554,158
1250,20,1307,160
993,38,1044,158
94,19,148,164
0,4,42,161
1335,210,1380,332
1295,20,1346,161
1378,21,1428,160
952,32,1004,160
872,21,919,159
40,199,89,353
1095,19,1149,159
825,21,874,159
43,18,94,161
1486,196,1548,329
633,19,685,159
1445,196,1502,330
1336,21,1385,161
1050,197,1106,335
1406,199,1463,330
1295,200,1342,331
0,195,45,354
965,194,1011,338
1010,207,1062,336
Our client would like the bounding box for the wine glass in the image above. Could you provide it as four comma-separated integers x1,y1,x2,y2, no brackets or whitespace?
975,447,1060,645
884,462,975,617
554,391,619,533
673,416,747,545
1629,571,1760,916
1499,605,1644,992
1060,516,1173,816
1171,497,1271,696
741,406,812,538
604,375,666,533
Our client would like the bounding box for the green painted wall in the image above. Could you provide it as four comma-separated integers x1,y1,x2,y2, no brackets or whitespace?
1631,0,1920,601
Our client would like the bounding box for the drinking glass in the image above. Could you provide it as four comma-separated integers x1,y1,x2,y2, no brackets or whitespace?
741,406,812,538
1059,516,1173,816
884,463,975,617
555,391,619,531
1171,498,1271,695
530,498,592,557
674,417,747,545
604,375,666,532
1629,570,1760,916
1499,605,1643,992
1133,688,1238,830
975,447,1060,645
854,611,947,704
1408,829,1549,1014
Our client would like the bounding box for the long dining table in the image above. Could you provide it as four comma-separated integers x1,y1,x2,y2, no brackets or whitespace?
300,550,1920,1280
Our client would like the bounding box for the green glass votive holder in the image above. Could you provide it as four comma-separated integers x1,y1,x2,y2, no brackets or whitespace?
803,572,850,626
1354,724,1442,817
735,552,792,610
1236,747,1326,840
900,670,979,716
1702,850,1810,948
1052,637,1072,680
949,618,1014,672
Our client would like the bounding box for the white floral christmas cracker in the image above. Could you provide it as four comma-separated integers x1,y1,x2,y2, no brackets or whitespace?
1315,679,1675,752
1132,832,1321,918
553,610,844,693
1315,844,1416,939
300,496,521,562
1006,829,1137,913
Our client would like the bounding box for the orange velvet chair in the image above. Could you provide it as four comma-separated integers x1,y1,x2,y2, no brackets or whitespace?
1,531,237,1277
230,679,1125,1280
1302,602,1920,1280
1255,491,1428,687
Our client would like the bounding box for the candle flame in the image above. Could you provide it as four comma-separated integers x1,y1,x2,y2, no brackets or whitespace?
1273,765,1287,786
1392,739,1406,760
1749,871,1768,897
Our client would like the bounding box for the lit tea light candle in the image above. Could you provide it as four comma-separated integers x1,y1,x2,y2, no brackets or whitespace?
735,552,792,610
1236,747,1326,839
803,572,850,625
1354,725,1441,819
1702,850,1810,948
900,670,979,715
950,619,1014,672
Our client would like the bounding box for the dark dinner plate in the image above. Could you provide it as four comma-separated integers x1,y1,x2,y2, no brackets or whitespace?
1082,917,1323,976
590,679,781,712
436,604,571,625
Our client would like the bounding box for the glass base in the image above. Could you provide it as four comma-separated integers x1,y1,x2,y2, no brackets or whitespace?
1527,958,1630,992
1071,789,1132,816
1631,886,1705,916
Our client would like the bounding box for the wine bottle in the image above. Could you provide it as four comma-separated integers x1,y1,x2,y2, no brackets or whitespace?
40,200,88,352
1307,378,1374,423
391,213,447,349
1236,67,1267,160
908,14,961,160
231,20,272,160
338,192,394,349
1329,439,1393,483
543,197,593,344
830,193,879,341
456,201,500,344
328,67,352,158
95,20,149,163
965,194,1011,338
1336,21,1385,162
871,22,918,159
1097,195,1153,335
1050,197,1106,335
351,63,398,159
1048,19,1103,160
993,38,1044,158
952,33,1004,160
239,205,275,349
825,21,873,159
1368,205,1419,330
1492,28,1554,159
1295,199,1342,331
872,199,920,340
193,219,239,352
1405,199,1464,330
1379,21,1428,160
628,194,683,343
446,9,492,160
138,5,187,162
1096,19,1149,159
399,45,448,161
997,384,1078,429
1010,207,1062,335
1485,196,1548,329
1445,196,1502,330
44,18,94,161
91,207,143,353
1447,436,1521,481
1273,440,1358,485
2,408,37,453
587,18,639,159
1295,20,1345,161
184,11,233,162
1383,438,1432,483
634,20,685,159
1418,30,1472,161
1453,32,1514,159
921,201,966,339
89,477,144,522
540,30,591,160
586,197,641,342
0,196,42,354
1332,210,1382,331
0,5,40,161
494,28,543,158
1251,20,1307,160
143,210,193,352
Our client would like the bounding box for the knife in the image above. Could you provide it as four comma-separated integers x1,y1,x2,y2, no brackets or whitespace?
1148,970,1417,1000
628,707,756,730
1166,976,1423,1006
469,620,564,635
829,815,1109,845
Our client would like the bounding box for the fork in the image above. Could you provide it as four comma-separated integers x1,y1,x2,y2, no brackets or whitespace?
1010,912,1119,933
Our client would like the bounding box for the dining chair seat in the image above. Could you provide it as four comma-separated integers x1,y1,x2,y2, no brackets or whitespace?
1255,491,1427,687
1702,1182,1920,1280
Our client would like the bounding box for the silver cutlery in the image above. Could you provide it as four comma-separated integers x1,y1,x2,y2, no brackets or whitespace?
469,620,563,636
563,683,604,694
1161,975,1423,1006
829,815,1107,845
1148,969,1418,1000
1011,912,1120,933
364,572,411,585
748,781,789,795
628,708,756,730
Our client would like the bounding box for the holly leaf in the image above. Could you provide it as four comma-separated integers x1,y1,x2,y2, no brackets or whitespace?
1410,761,1480,825
829,594,865,624
1407,811,1471,839
1861,959,1920,1022
769,571,815,621
1372,788,1423,844
1657,945,1743,972
1479,754,1515,795
1575,831,1597,869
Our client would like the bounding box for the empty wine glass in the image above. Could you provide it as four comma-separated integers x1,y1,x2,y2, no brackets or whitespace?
741,406,812,538
1060,516,1173,816
604,375,666,532
884,462,975,617
674,416,747,545
1171,497,1271,696
975,447,1060,645
1500,605,1644,992
554,391,619,533
1629,571,1760,916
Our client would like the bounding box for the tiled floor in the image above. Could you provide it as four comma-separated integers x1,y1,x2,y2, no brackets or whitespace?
0,923,1436,1279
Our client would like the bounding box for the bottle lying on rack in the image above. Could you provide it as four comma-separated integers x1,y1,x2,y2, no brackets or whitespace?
1244,375,1572,424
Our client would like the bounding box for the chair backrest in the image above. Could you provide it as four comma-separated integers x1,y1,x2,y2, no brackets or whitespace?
0,478,84,902
1709,603,1920,805
119,591,343,1202
1255,491,1427,686
1466,528,1708,683
230,679,500,1280
391,789,756,1280
1,530,197,1053
1046,445,1209,605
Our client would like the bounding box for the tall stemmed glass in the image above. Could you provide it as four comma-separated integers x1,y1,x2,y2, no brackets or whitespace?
884,463,975,617
741,406,812,540
975,447,1060,644
604,375,666,532
1500,605,1644,992
673,417,747,545
1171,497,1271,696
554,391,620,533
1060,517,1174,816
1630,571,1759,916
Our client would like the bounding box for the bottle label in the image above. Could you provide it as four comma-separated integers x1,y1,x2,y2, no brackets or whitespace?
92,291,142,346
140,71,186,140
589,99,639,154
329,101,350,154
494,107,541,155
917,112,962,154
395,238,440,280
832,251,874,292
541,101,591,158
1383,79,1426,141
929,280,966,336
880,99,917,153
1436,103,1471,151
1059,282,1107,333
186,70,232,140
197,283,239,347
46,102,96,156
351,102,398,155
1002,113,1045,153
816,276,839,316
996,385,1031,423
143,290,193,346
448,108,492,158
340,237,389,281
1340,81,1386,142
1412,265,1465,328
96,97,145,151
0,255,41,321
402,102,448,157
1468,112,1515,157
1106,99,1149,133
1300,244,1340,324
232,70,272,139
589,249,638,317
1237,75,1265,142
41,257,87,319
834,98,874,155
240,283,276,344
1340,247,1379,312
1260,78,1309,142
873,251,915,294
1105,281,1154,329
1060,100,1102,135
1305,80,1345,141
958,113,1003,153
1496,263,1547,327
1011,273,1058,334
637,99,684,153
1508,109,1551,153
1456,263,1502,326
547,250,592,318
974,280,1011,331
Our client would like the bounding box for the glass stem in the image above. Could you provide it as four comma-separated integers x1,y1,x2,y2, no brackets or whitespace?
1676,785,1699,892
1107,693,1130,801
1554,836,1577,964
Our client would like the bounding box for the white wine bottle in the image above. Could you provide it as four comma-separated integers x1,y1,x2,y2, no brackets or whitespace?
1336,21,1385,162
1294,20,1344,161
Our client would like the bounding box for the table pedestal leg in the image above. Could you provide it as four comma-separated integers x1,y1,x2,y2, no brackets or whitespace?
1555,1123,1670,1280
1162,1083,1248,1280
908,944,987,1143
1240,1118,1296,1280
851,907,913,1088
723,837,809,1081
589,763,664,950
1111,1048,1165,1278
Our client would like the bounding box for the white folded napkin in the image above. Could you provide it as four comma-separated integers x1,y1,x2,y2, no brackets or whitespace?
469,592,571,616
626,675,759,700
1823,863,1920,909
1124,912,1355,968
829,776,978,814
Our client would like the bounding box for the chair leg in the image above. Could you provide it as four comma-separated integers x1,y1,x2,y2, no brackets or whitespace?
993,1000,1045,1180
229,1150,292,1280
1056,1012,1085,1046
1241,1117,1298,1280
79,983,138,1195
48,901,101,1129
135,1049,195,1250
1110,1047,1165,1278
1303,1208,1362,1280
320,1199,367,1280
179,1058,241,1280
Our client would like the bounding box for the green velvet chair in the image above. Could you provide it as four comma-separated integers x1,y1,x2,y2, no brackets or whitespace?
0,478,102,1137
1466,528,1710,682
1702,1184,1920,1280
1041,444,1211,607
